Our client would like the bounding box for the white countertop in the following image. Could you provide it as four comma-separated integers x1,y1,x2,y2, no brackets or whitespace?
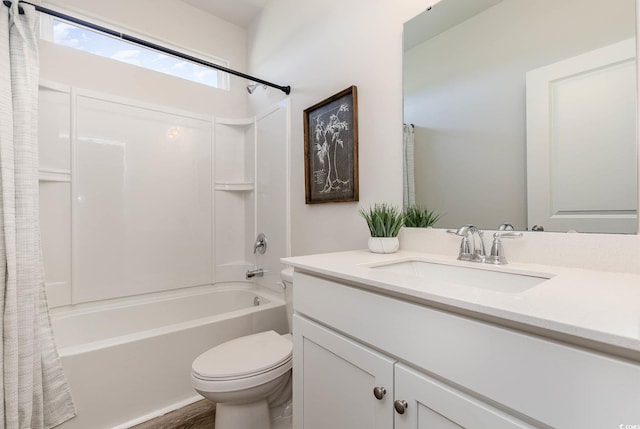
283,250,640,357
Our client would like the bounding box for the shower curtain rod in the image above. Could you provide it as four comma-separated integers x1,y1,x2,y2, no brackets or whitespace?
4,0,292,95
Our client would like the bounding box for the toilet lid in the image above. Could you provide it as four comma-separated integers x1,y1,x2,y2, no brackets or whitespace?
192,331,292,380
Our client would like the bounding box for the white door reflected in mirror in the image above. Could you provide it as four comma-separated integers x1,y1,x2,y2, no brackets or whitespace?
526,39,638,233
403,0,638,233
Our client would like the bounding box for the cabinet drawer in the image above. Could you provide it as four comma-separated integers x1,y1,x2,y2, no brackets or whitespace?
294,272,640,428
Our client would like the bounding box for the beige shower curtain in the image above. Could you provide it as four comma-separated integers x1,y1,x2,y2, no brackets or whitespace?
0,2,76,428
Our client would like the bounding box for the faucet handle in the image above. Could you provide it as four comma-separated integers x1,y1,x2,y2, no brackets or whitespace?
487,232,523,265
493,231,523,239
253,233,267,254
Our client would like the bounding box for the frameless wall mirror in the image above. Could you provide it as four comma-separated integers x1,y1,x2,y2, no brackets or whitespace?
403,0,638,233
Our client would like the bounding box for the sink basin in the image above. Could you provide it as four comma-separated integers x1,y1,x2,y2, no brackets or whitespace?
370,260,551,293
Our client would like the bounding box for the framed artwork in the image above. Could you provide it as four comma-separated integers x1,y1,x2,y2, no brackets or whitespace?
304,86,359,204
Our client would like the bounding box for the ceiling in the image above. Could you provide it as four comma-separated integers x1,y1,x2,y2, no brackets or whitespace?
181,0,269,27
404,0,502,51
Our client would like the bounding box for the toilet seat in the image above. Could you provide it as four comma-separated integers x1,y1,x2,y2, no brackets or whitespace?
192,331,292,392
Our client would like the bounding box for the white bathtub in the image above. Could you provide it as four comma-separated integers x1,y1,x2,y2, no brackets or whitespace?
51,283,288,429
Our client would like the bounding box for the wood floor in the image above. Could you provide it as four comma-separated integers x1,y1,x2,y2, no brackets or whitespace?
130,400,215,429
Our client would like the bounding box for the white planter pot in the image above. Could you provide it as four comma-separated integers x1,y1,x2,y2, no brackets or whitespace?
368,237,399,254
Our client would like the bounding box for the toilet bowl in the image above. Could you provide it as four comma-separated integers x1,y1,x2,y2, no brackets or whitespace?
191,268,294,429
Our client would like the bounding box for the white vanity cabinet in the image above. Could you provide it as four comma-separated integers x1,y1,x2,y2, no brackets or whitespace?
295,315,531,429
393,364,532,429
293,315,394,429
292,271,640,429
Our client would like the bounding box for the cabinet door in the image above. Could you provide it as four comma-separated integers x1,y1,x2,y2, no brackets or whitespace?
394,364,535,429
293,315,395,429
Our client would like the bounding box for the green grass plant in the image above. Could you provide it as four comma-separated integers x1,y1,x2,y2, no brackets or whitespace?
403,205,441,228
359,203,404,237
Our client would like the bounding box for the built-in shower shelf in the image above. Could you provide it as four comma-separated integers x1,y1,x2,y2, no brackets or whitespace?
39,168,72,183
215,182,254,191
215,117,255,127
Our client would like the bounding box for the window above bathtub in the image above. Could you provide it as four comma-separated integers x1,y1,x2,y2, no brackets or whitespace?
39,12,230,90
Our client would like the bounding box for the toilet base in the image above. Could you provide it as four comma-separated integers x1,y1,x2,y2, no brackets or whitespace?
215,400,271,429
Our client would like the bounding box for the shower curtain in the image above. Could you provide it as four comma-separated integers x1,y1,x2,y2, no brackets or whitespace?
403,124,415,209
0,2,76,428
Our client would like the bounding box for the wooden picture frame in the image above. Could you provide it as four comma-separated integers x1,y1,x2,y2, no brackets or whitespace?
304,86,359,204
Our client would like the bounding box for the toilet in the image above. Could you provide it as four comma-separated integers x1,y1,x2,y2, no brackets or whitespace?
191,268,294,429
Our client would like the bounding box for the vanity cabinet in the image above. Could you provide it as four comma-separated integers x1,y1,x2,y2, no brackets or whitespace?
295,315,531,429
394,364,531,429
293,315,394,429
292,271,640,429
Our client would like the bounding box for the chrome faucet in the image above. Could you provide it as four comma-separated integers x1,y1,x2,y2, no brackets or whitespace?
452,224,486,262
246,268,264,279
486,231,523,265
448,225,523,265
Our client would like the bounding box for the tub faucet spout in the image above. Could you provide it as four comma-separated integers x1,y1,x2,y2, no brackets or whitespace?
246,268,264,279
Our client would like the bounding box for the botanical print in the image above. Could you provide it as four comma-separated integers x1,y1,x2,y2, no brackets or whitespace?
313,102,351,194
304,86,358,203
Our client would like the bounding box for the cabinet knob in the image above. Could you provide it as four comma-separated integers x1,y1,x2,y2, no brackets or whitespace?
372,386,386,400
394,399,408,414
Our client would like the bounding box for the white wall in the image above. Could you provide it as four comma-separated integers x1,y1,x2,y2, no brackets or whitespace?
247,0,430,256
249,0,640,265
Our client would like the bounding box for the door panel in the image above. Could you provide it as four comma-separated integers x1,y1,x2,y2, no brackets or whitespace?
526,38,637,233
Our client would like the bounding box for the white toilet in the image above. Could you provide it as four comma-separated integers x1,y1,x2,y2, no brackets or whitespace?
191,268,294,429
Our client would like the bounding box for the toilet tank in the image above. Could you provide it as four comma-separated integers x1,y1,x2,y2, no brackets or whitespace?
280,267,294,332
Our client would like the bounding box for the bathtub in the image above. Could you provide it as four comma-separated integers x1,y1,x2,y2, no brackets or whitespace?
51,283,288,429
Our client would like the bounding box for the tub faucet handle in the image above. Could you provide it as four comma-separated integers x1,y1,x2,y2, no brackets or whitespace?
254,233,267,254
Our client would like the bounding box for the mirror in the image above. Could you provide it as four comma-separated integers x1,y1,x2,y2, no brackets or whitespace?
403,0,638,233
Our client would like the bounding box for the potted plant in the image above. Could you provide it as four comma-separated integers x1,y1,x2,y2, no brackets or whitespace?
359,203,404,253
403,205,441,228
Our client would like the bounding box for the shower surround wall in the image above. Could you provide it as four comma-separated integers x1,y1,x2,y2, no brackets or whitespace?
39,82,264,307
39,80,291,304
37,0,261,306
